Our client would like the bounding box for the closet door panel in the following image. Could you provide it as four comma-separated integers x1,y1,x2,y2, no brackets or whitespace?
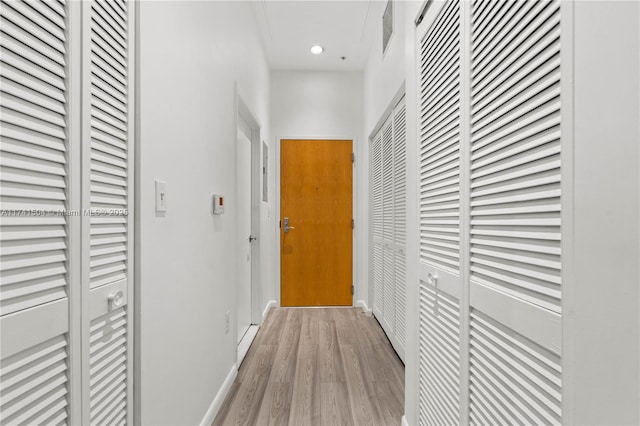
0,1,71,423
393,101,407,357
381,118,395,335
419,0,462,293
469,0,562,424
417,0,463,424
84,0,132,424
370,132,384,318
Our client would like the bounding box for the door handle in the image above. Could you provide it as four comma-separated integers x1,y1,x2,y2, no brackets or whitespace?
249,235,257,242
283,217,295,233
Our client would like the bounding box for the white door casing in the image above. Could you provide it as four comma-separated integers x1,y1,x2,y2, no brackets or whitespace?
237,118,252,344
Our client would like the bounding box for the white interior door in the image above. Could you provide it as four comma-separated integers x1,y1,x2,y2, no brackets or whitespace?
236,122,252,344
82,0,133,423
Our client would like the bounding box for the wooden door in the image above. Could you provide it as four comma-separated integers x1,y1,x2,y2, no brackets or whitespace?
280,139,353,306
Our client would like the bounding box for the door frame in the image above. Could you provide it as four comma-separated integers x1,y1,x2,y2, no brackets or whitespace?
275,135,359,307
236,89,262,330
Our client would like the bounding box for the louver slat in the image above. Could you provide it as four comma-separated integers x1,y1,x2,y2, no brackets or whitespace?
419,0,461,272
89,0,128,290
1,0,69,316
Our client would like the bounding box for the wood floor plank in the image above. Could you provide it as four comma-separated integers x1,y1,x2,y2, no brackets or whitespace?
212,308,404,426
334,308,358,345
354,320,400,384
318,319,346,383
221,344,277,426
260,308,288,345
372,379,405,426
255,382,293,426
212,382,241,426
288,342,321,425
320,382,354,426
268,309,302,383
338,343,381,426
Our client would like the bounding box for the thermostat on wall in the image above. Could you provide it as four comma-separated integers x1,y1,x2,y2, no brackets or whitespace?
213,194,224,215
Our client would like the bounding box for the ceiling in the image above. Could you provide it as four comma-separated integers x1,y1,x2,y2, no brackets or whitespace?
251,1,388,71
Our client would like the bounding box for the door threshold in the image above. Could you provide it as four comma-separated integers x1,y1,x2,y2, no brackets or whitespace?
280,306,354,309
237,324,259,367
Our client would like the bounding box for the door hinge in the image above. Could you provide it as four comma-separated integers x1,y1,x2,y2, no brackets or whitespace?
279,220,281,229
351,152,355,164
351,219,355,230
352,285,354,295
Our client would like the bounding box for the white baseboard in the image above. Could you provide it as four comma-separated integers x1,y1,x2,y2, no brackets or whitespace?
262,299,276,323
200,363,237,426
355,299,372,316
401,414,409,426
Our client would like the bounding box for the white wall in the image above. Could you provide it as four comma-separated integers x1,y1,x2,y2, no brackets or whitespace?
364,0,408,137
136,2,273,424
270,71,364,305
565,1,640,424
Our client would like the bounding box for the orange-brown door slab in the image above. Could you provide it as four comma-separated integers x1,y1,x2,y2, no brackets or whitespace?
280,139,353,306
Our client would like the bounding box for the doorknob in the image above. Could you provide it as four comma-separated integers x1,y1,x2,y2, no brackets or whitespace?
283,217,295,233
249,235,257,242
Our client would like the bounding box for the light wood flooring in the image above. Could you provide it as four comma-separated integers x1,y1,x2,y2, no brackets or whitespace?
212,308,405,426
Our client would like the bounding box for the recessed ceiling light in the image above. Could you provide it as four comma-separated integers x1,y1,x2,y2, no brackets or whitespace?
310,45,324,55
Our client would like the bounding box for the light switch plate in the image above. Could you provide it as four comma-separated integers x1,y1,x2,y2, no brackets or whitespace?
155,179,167,212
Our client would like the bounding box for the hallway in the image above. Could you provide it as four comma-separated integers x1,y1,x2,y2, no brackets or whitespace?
213,308,404,426
0,0,638,424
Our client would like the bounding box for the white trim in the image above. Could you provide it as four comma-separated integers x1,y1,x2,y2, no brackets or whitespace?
368,83,406,140
237,325,259,367
560,0,575,423
355,299,372,316
79,2,92,422
199,364,238,426
66,1,82,423
236,89,263,328
133,0,142,423
125,3,137,424
262,300,276,324
401,414,410,426
458,2,472,423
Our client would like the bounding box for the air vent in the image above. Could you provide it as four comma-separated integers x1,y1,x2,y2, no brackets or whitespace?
382,0,393,54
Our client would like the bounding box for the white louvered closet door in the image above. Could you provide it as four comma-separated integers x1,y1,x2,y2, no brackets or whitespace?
370,97,408,363
417,0,463,424
82,0,133,424
468,0,562,424
0,1,73,423
0,0,133,423
381,116,395,336
392,99,407,360
370,131,384,318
